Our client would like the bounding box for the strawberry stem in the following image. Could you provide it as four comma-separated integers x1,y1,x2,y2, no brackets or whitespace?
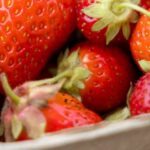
29,70,71,88
0,73,20,105
117,2,150,17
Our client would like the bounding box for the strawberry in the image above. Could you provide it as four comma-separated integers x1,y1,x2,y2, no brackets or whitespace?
130,10,150,73
76,0,150,45
0,73,102,141
129,73,150,116
0,0,76,92
48,42,138,113
141,0,150,9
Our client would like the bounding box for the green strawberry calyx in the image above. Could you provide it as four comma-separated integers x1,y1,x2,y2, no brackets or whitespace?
57,49,91,98
82,0,150,44
138,60,150,73
105,107,130,122
0,73,63,141
29,49,91,99
0,49,91,141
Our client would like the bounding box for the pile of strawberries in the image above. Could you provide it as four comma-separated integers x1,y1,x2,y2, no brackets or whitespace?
0,0,150,142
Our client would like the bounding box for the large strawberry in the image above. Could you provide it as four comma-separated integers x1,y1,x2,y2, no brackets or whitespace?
76,0,150,45
0,73,102,141
0,0,76,92
44,42,138,113
129,73,150,116
130,10,150,73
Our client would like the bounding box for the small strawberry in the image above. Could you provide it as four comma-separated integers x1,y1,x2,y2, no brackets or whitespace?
46,42,138,113
76,0,150,45
0,73,102,142
130,10,150,73
0,0,76,92
129,73,150,116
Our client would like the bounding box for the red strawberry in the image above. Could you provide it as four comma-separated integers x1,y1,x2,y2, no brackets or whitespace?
141,0,150,9
76,0,150,45
0,73,102,141
130,10,150,73
129,73,150,116
0,0,76,92
55,42,138,113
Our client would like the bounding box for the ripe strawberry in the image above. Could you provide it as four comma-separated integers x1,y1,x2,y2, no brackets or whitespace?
0,73,102,141
140,0,150,9
130,11,150,73
76,0,150,45
55,42,138,113
129,73,150,116
0,0,76,92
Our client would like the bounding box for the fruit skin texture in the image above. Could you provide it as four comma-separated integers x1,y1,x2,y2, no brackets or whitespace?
76,0,140,45
130,11,150,73
69,42,137,113
76,0,113,45
0,0,76,91
141,0,150,9
2,91,102,141
18,92,102,141
129,73,150,116
43,93,101,131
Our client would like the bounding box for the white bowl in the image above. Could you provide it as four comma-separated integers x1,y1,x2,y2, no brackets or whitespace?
1,114,150,150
